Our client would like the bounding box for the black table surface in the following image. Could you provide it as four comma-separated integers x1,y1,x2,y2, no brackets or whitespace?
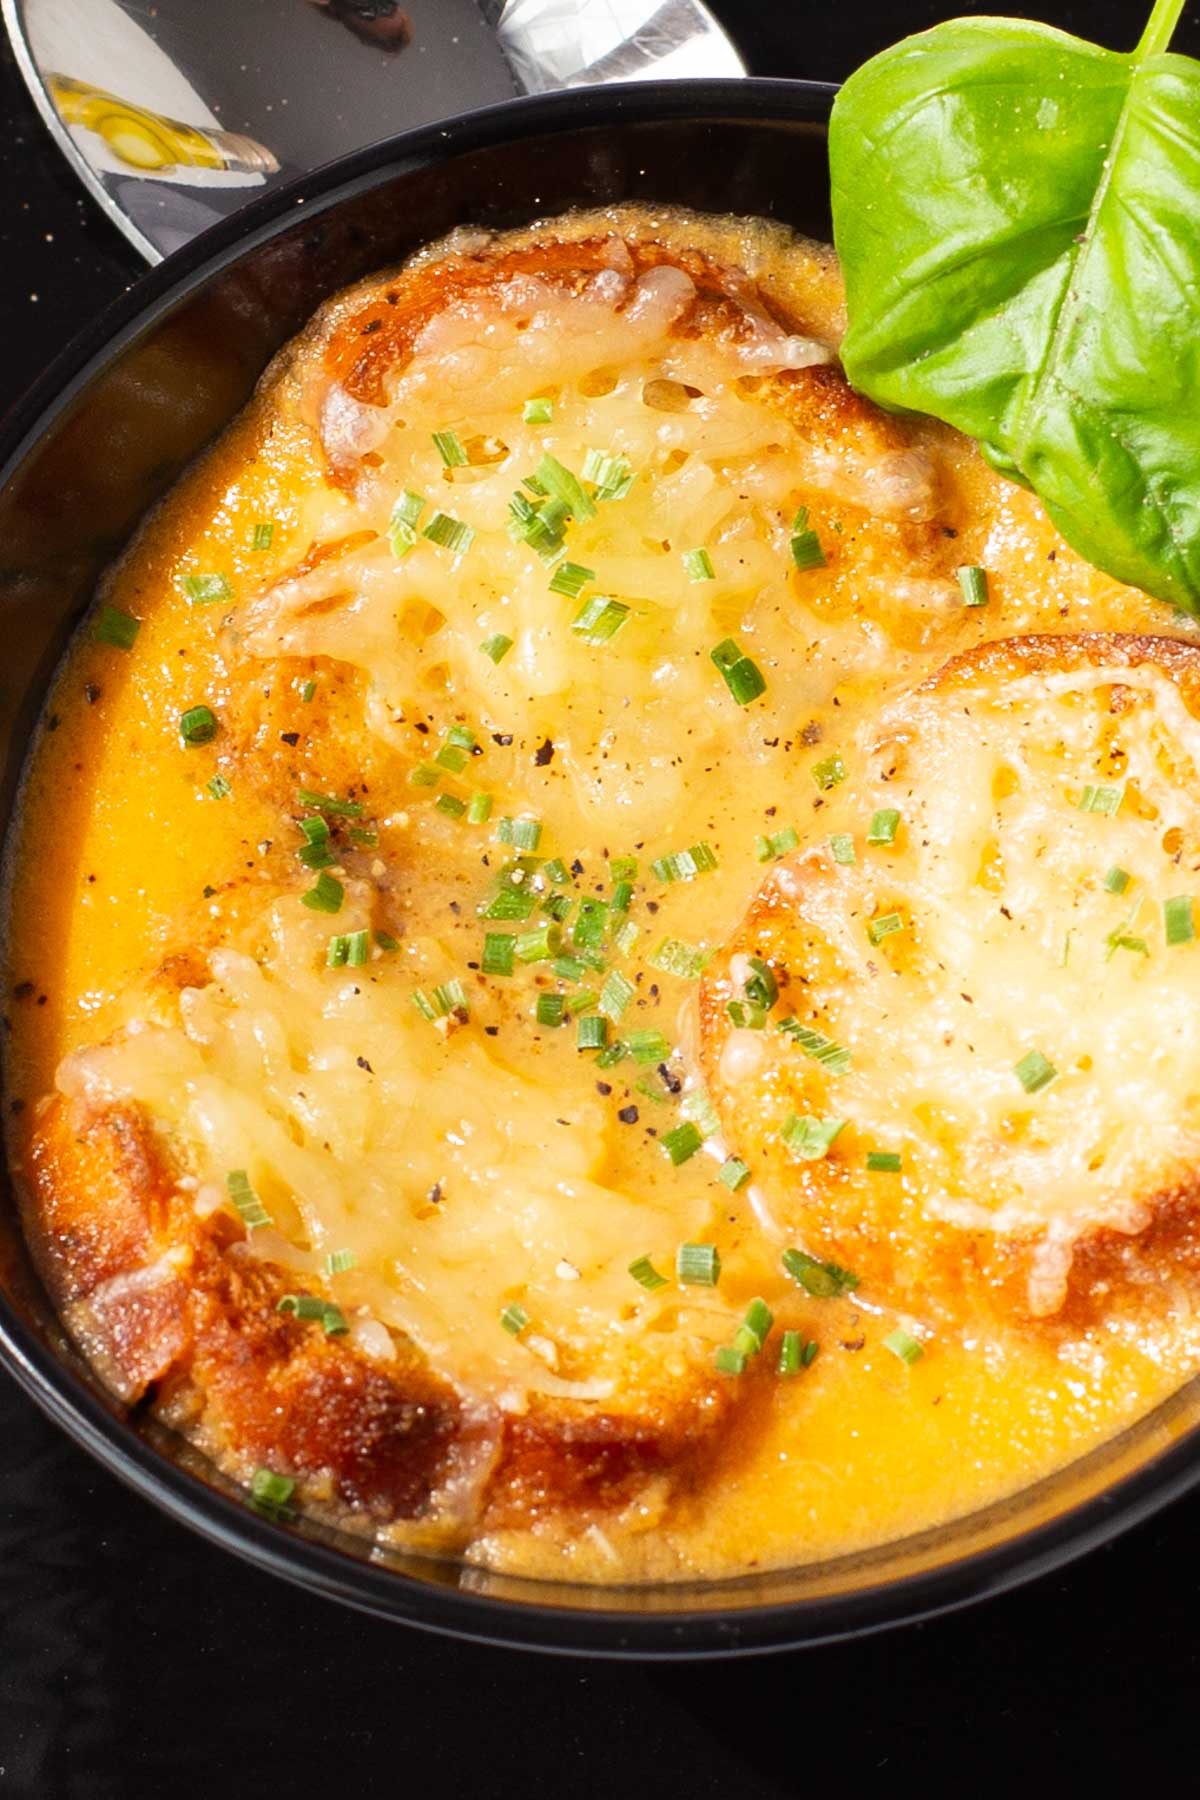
1,4,1197,1793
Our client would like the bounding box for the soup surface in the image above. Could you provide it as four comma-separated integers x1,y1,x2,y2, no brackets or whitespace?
8,205,1200,1582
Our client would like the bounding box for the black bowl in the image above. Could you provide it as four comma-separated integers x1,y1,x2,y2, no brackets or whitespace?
4,76,1200,1658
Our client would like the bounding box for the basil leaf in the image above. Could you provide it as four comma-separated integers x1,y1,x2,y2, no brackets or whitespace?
830,0,1200,611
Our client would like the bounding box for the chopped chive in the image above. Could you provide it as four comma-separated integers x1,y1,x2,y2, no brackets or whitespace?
609,856,638,882
1165,895,1196,946
327,929,368,968
435,743,468,774
535,992,565,1027
301,871,344,915
596,1041,628,1070
789,508,826,571
375,931,400,951
573,898,609,949
866,1150,903,1173
480,634,514,664
611,882,635,916
207,774,231,800
227,1169,270,1231
542,893,574,923
297,789,364,817
277,1294,347,1335
867,912,903,946
734,1298,774,1357
297,816,335,869
554,954,585,982
179,572,232,606
676,1242,721,1286
523,397,553,424
301,679,317,703
412,978,468,1021
777,1017,852,1075
715,1346,747,1376
543,858,570,885
781,1115,845,1161
599,969,635,1023
581,447,634,501
755,826,799,861
391,489,425,530
93,603,140,649
719,1157,751,1191
251,521,275,551
956,565,989,607
1103,866,1131,894
743,956,777,1010
480,885,536,921
467,793,493,825
684,548,715,582
500,1302,529,1336
324,1248,356,1276
179,705,217,746
537,452,597,521
423,511,475,554
481,933,515,976
432,429,467,467
1078,783,1124,816
626,1027,671,1064
782,1248,859,1298
348,826,377,847
613,921,638,958
548,561,595,599
829,833,856,866
883,1328,924,1366
651,842,718,884
572,595,630,645
565,988,599,1015
515,923,561,964
812,754,846,792
661,1122,703,1166
435,793,466,818
777,1331,805,1376
497,815,542,853
867,808,900,846
710,637,767,705
649,939,710,978
577,1014,609,1050
409,763,441,788
250,1468,296,1517
1014,1049,1057,1094
628,1254,668,1292
686,1089,724,1144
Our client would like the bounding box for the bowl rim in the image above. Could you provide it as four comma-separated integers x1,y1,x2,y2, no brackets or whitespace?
3,73,1199,1659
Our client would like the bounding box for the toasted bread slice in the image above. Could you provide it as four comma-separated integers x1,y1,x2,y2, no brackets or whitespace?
700,634,1200,1327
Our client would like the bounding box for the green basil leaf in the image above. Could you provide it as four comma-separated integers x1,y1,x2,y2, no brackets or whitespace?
830,0,1200,610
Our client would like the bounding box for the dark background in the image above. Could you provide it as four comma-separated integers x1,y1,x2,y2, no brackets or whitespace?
1,3,1196,1794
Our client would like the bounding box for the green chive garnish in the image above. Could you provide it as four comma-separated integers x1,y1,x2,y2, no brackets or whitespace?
412,979,468,1021
956,565,989,607
782,1248,858,1298
1014,1049,1057,1094
250,1469,296,1517
1165,895,1196,946
577,1014,608,1051
649,939,710,978
684,548,715,582
626,1028,670,1064
867,808,900,846
324,1248,356,1275
301,871,344,915
781,1115,845,1161
179,572,232,605
651,842,718,884
481,933,515,976
599,969,635,1022
777,1018,851,1075
572,595,630,645
1103,867,1131,894
497,815,542,852
676,1242,721,1286
711,637,767,706
327,929,368,968
479,634,513,664
207,775,231,800
433,429,467,467
719,1157,751,1191
715,1346,747,1376
883,1328,923,1366
548,561,594,599
812,754,846,792
628,1255,668,1292
93,603,140,649
535,993,565,1027
227,1169,270,1231
467,793,493,824
867,913,903,946
251,521,275,552
789,506,826,572
423,511,475,554
297,789,363,817
523,397,553,424
500,1303,529,1336
181,707,219,750
435,793,466,818
829,833,856,866
1078,783,1124,816
755,826,799,862
866,1150,903,1172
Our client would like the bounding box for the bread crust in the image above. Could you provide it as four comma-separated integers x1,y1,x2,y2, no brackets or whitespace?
700,632,1200,1331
